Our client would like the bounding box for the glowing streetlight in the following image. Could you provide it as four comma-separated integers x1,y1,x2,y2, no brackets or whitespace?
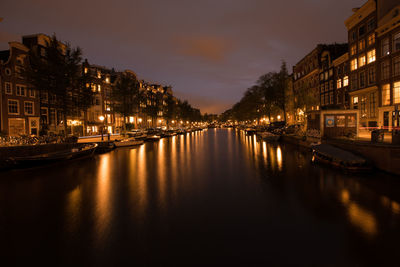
138,118,142,123
99,115,105,141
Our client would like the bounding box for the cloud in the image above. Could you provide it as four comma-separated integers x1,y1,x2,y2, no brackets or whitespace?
174,90,231,114
174,35,234,63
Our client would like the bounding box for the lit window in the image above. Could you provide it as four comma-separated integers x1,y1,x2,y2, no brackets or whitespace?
367,49,376,63
359,39,365,51
359,55,366,68
350,44,357,56
382,84,391,106
337,79,342,89
98,85,101,92
8,100,19,114
343,76,349,87
353,96,359,110
368,34,375,46
84,67,88,74
24,101,34,115
394,81,400,104
97,71,101,78
351,59,358,71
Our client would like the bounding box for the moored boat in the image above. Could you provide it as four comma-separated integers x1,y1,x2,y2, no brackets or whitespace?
311,144,371,171
258,132,280,142
114,138,144,148
10,143,98,168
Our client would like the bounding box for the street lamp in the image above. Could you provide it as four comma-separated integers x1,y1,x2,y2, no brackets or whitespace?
99,115,105,141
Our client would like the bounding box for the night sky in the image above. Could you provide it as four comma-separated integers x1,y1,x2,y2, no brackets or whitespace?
1,0,365,114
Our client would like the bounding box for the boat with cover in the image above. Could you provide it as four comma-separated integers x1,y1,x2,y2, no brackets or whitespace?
10,143,98,168
114,138,144,148
311,144,371,171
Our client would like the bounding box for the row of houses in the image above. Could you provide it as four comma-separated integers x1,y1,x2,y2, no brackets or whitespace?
0,34,179,137
287,0,400,139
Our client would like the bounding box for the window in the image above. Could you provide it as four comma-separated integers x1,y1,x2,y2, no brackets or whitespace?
394,81,400,104
394,32,400,52
24,101,34,115
359,39,365,51
319,73,324,81
40,108,48,124
353,96,359,109
368,34,375,46
329,69,333,77
98,85,101,92
351,44,357,56
336,116,345,127
337,79,342,89
84,67,88,74
382,38,390,56
351,31,357,42
15,85,26,96
361,96,367,117
324,71,328,80
367,49,376,63
29,89,35,98
382,61,390,80
5,82,12,94
368,68,376,85
321,83,325,92
382,84,391,106
359,71,366,88
351,74,358,90
359,55,366,67
330,80,334,90
343,76,349,87
370,92,376,118
394,56,400,77
97,71,101,78
337,92,342,104
359,25,366,37
351,59,358,71
367,19,376,32
8,100,19,114
329,91,334,104
50,109,56,125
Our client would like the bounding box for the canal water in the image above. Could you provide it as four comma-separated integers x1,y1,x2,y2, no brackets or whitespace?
1,129,400,266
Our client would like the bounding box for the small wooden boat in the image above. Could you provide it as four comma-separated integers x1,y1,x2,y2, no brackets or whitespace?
10,143,98,168
114,138,144,148
258,132,280,142
311,144,371,171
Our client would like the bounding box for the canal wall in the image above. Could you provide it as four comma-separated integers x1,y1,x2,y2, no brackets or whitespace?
326,139,400,176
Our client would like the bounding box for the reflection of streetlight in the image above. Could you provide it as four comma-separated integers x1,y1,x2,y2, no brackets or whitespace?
99,115,105,141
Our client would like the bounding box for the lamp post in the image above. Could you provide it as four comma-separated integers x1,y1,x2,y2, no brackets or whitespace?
99,115,105,141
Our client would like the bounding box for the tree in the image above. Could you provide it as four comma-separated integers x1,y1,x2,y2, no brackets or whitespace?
112,72,140,133
24,34,83,136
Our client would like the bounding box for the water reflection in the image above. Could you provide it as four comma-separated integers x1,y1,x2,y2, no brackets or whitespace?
95,154,112,245
2,129,400,265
